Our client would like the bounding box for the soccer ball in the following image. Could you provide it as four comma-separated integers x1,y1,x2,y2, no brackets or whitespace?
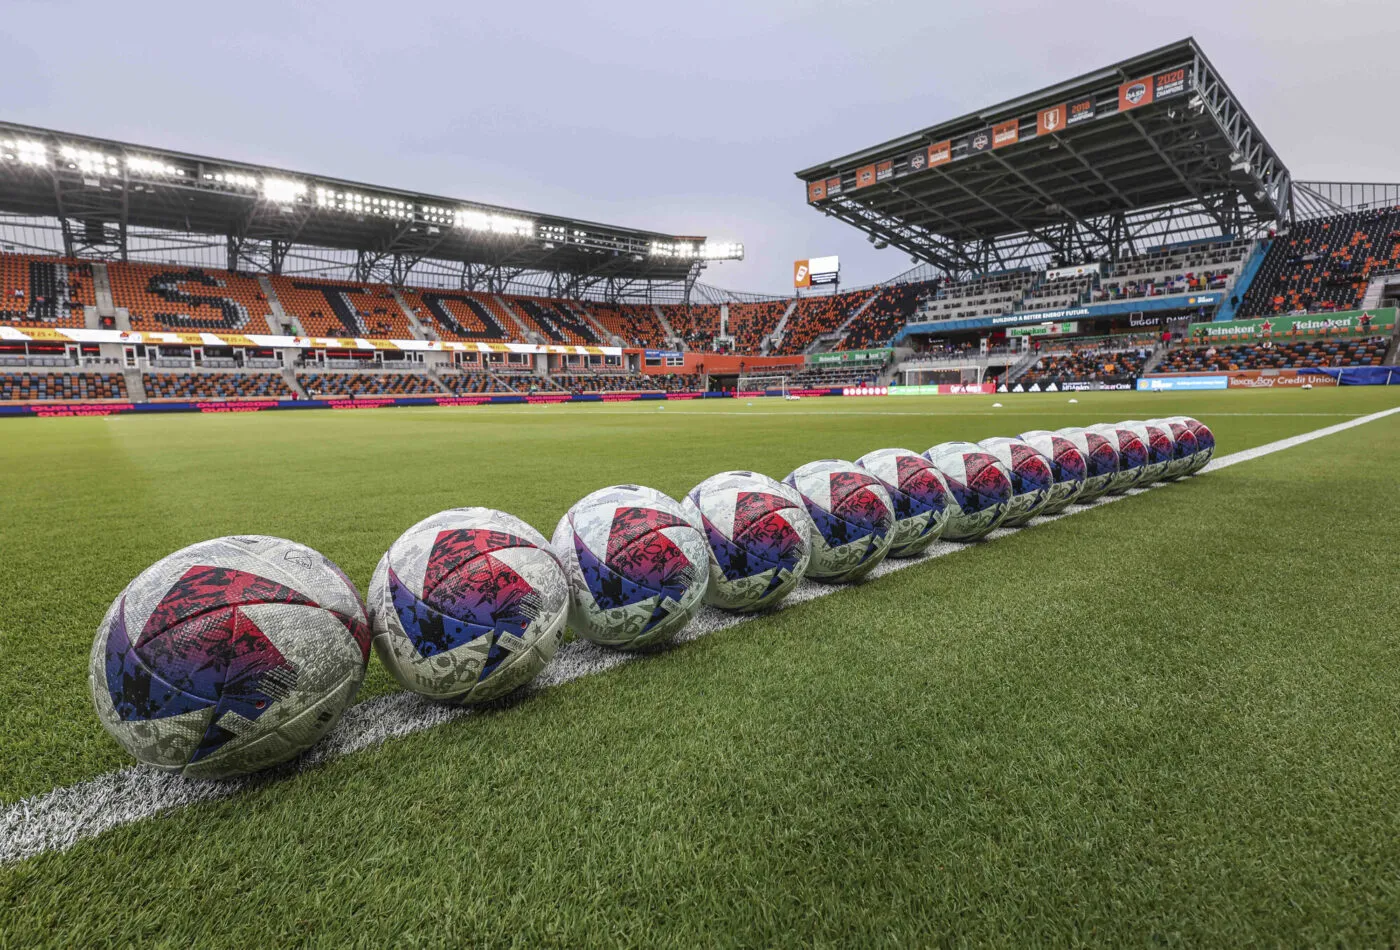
89,535,370,780
1119,420,1173,483
1053,427,1119,502
783,459,896,582
552,485,709,648
923,443,1013,540
1176,416,1215,472
855,448,954,557
1087,423,1149,493
979,437,1054,527
1017,431,1087,514
368,508,568,704
1147,418,1199,480
682,471,812,611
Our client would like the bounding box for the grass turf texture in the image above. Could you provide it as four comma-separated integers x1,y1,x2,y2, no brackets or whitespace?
2,389,1400,944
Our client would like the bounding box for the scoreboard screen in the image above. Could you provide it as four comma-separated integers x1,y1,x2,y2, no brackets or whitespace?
794,255,840,288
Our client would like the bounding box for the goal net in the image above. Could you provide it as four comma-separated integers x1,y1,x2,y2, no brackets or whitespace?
737,374,789,395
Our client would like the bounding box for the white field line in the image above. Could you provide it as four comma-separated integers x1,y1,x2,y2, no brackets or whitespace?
3,405,1399,866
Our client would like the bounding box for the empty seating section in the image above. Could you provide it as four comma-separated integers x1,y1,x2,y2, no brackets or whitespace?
107,263,277,333
667,304,722,351
1,371,126,401
437,371,516,394
921,272,1036,321
1021,274,1093,312
1161,337,1389,373
142,372,294,399
589,304,668,348
728,301,788,353
551,373,663,393
1020,349,1146,385
776,290,873,355
0,255,95,328
504,297,599,346
1239,208,1400,316
1095,239,1252,302
269,277,414,338
787,365,880,389
837,281,934,350
295,371,441,396
395,288,521,343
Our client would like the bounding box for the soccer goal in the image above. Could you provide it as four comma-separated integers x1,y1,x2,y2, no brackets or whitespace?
737,374,789,395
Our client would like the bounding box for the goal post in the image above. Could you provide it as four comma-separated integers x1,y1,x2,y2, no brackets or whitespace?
737,374,789,395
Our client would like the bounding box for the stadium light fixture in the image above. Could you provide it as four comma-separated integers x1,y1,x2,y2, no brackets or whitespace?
205,171,258,190
649,240,744,261
262,177,307,204
454,209,534,237
1,138,48,166
59,145,120,176
126,156,184,177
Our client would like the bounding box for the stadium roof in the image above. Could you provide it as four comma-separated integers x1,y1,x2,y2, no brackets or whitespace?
0,121,742,296
796,39,1294,276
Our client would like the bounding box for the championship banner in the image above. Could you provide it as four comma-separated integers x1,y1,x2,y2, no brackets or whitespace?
966,128,993,154
875,159,894,182
793,260,811,289
1187,308,1397,341
808,347,892,365
807,180,826,202
992,120,1019,148
854,164,878,189
825,175,843,196
1154,67,1188,100
1037,104,1067,136
1118,75,1154,112
927,140,952,167
1067,97,1096,126
904,148,929,174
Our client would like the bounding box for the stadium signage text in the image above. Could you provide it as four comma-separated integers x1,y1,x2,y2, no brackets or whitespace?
1136,376,1229,391
1044,262,1101,280
1006,321,1078,337
809,347,892,365
1188,308,1396,340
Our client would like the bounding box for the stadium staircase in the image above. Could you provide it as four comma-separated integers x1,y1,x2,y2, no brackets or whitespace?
1139,341,1169,375
763,300,799,355
83,305,101,330
390,288,434,340
121,367,146,402
90,264,126,331
651,305,683,350
1360,275,1393,310
259,277,303,336
827,292,881,347
492,296,543,344
571,303,621,345
1005,348,1040,383
1212,239,1269,322
282,368,308,398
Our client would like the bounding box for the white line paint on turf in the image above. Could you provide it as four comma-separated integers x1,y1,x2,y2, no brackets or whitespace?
4,406,1400,866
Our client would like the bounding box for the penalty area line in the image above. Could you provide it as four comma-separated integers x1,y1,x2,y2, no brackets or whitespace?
3,405,1399,866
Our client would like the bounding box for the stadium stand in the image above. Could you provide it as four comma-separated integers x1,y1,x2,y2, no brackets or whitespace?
1019,345,1147,386
1019,274,1093,312
269,276,415,339
668,304,723,351
551,373,664,393
295,371,442,396
107,263,278,333
776,290,873,355
919,271,1036,322
1,371,127,401
509,297,599,346
436,371,517,394
836,281,936,350
786,365,880,389
1094,239,1252,302
141,371,295,400
728,300,789,353
0,255,95,328
1238,208,1400,317
589,304,669,348
1160,336,1390,372
395,287,522,343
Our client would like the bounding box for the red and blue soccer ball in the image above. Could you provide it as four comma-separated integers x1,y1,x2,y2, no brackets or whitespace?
682,471,813,612
552,485,709,648
1120,420,1173,484
1177,416,1215,472
89,536,371,779
1088,423,1150,493
1053,427,1120,502
782,459,896,582
1017,431,1087,514
1150,417,1201,478
368,508,569,705
923,442,1013,540
978,437,1054,527
855,448,953,557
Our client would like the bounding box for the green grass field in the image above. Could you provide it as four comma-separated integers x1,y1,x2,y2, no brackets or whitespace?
3,389,1400,946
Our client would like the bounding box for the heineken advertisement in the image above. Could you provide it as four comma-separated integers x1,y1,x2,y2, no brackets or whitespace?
1189,308,1396,340
1006,321,1079,337
808,347,892,365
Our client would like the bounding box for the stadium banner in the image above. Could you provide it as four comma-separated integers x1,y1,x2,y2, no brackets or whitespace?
1308,367,1400,386
1187,308,1397,340
807,180,826,202
1037,104,1067,136
875,159,894,182
903,148,929,174
1006,321,1079,337
896,291,1221,338
1044,262,1100,280
793,260,812,289
992,120,1019,149
1118,75,1154,112
826,175,843,196
1154,67,1188,100
1136,376,1229,391
808,347,892,365
966,128,993,154
643,349,682,360
1005,380,1132,393
887,383,996,396
854,164,878,188
928,140,952,167
1226,370,1337,389
1067,97,1096,126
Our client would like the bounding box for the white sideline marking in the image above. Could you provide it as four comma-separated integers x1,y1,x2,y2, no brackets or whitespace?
3,405,1399,866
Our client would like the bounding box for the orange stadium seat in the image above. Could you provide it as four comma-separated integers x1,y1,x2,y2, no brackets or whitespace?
507,296,601,346
1239,207,1400,317
775,290,873,355
295,371,442,396
588,304,668,348
0,254,96,329
665,304,722,351
395,287,524,343
107,262,277,334
141,372,294,400
270,276,415,339
727,300,789,354
1,371,127,401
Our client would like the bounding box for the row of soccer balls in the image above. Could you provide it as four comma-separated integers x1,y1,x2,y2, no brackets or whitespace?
89,416,1213,779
